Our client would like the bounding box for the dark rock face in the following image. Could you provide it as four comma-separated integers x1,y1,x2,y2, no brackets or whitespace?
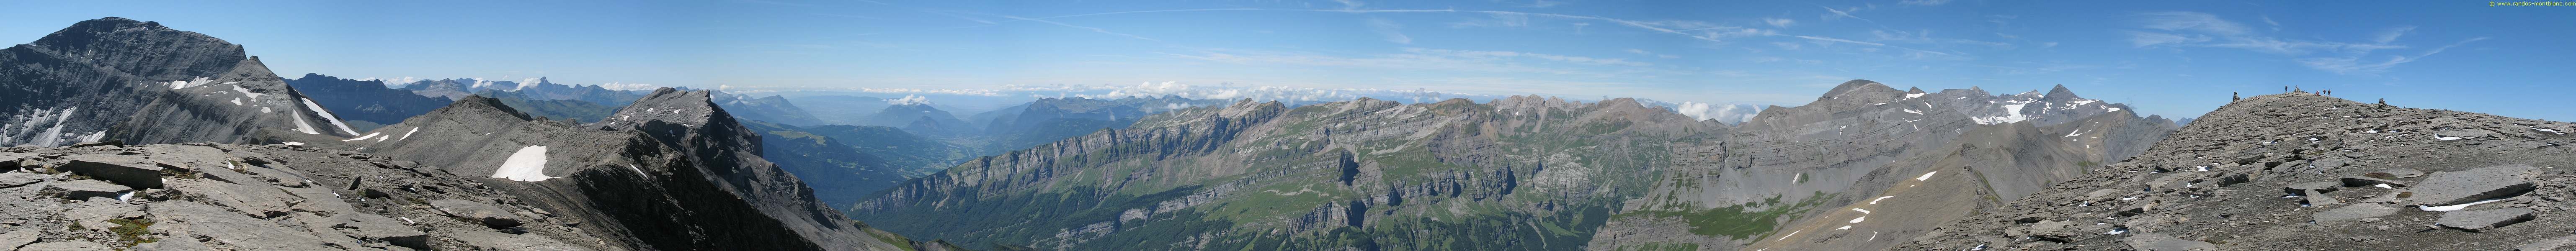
0,17,356,147
283,74,453,131
332,89,913,251
1903,93,2576,251
0,143,603,251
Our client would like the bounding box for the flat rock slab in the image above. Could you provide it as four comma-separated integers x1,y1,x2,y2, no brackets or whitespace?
332,213,429,250
20,241,115,251
146,201,339,251
57,154,175,189
0,229,40,251
2313,203,2399,223
448,231,595,251
2518,235,2576,251
2412,164,2538,206
40,179,130,200
0,172,46,188
2438,207,2536,232
2365,168,2426,179
2122,233,2219,251
431,199,523,228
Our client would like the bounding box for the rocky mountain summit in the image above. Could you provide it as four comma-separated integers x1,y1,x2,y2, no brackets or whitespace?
1,17,358,147
0,143,605,251
1902,92,2576,251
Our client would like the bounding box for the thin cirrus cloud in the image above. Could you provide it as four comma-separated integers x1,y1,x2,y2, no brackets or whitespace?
2123,11,2475,75
1365,17,1411,44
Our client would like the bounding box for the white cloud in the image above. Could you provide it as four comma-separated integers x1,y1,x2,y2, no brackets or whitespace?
1764,18,1796,28
1367,18,1412,44
2372,26,2416,44
860,87,1006,96
1675,102,1762,123
596,82,661,91
1331,0,1365,10
1820,6,1871,22
1898,0,1953,6
358,77,421,88
886,95,933,105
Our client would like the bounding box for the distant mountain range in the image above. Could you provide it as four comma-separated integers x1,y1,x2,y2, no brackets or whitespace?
849,80,2179,250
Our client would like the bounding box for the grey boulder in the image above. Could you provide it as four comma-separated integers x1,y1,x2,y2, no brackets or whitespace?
431,199,524,228
56,154,176,189
40,179,130,200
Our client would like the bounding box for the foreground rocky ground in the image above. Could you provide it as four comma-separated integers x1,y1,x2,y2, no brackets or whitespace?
0,143,601,251
1900,92,2576,251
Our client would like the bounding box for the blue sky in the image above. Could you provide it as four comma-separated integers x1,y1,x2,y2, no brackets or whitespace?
5,0,2573,120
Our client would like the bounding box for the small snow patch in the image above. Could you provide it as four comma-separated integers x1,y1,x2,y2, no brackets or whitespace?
290,111,320,134
1905,93,1926,99
491,146,554,182
283,142,304,146
2418,198,2506,212
1851,208,1871,214
1847,216,1866,223
2434,135,2465,141
1869,196,1894,204
1914,171,1938,181
302,98,359,135
399,127,420,140
1902,109,1923,115
1835,225,1852,230
341,132,382,141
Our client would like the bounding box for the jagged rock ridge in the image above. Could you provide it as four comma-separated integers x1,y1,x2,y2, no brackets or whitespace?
310,88,922,251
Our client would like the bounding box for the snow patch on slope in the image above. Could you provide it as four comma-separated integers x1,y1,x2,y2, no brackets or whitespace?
491,146,554,182
301,98,359,135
